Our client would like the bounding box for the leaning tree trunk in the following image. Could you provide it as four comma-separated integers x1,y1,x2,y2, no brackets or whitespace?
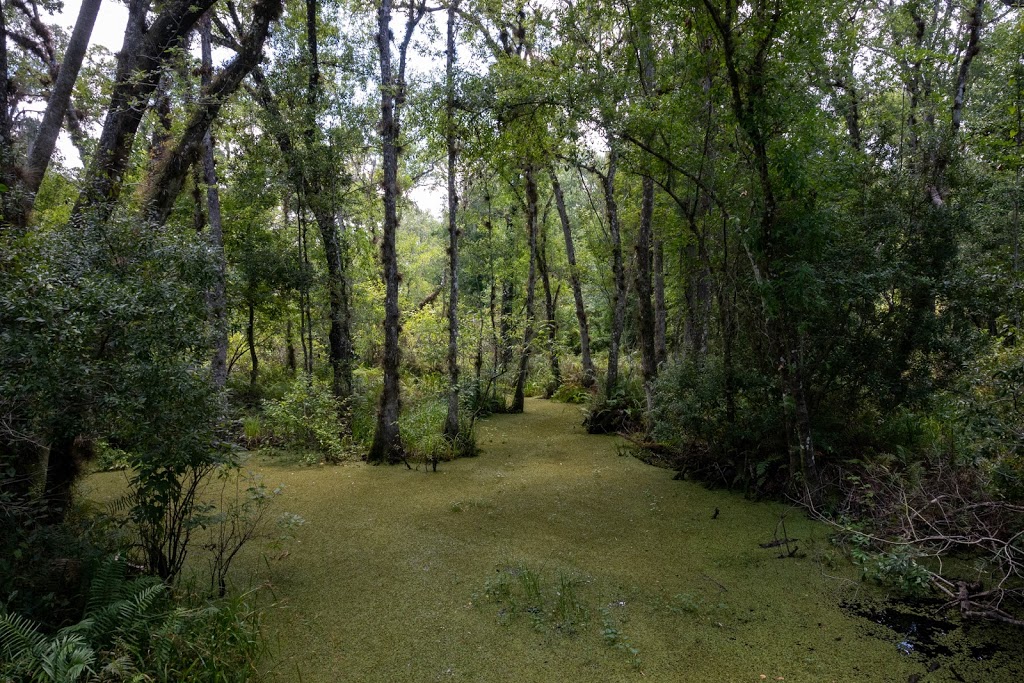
549,167,595,386
369,0,405,463
71,0,219,225
140,0,282,225
511,168,540,413
16,0,102,228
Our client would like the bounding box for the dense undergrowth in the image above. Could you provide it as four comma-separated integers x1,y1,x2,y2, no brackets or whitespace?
620,339,1024,627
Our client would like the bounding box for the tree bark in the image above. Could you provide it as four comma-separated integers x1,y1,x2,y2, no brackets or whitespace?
499,278,515,374
0,5,15,236
538,211,561,393
71,0,219,224
653,237,667,366
247,301,258,387
369,0,408,462
601,146,626,398
549,166,595,386
511,168,539,413
682,239,712,359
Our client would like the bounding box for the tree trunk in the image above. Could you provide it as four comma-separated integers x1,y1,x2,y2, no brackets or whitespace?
634,175,657,415
201,15,228,390
0,5,15,235
549,167,595,386
296,200,314,374
683,241,712,360
247,301,258,387
3,0,102,233
601,146,626,398
538,215,561,393
369,0,405,462
317,208,354,402
286,319,297,375
653,237,667,366
511,168,539,413
18,0,102,224
499,279,515,374
444,1,461,440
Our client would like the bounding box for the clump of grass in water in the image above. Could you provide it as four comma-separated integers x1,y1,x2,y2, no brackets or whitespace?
599,603,642,672
480,564,589,635
449,498,494,513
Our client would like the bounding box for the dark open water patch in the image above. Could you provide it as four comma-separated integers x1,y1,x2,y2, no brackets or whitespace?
842,598,1024,681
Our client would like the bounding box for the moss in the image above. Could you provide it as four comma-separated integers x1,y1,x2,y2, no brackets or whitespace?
84,399,1023,681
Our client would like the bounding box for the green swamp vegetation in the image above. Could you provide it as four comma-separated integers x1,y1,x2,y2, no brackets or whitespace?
2,0,1024,680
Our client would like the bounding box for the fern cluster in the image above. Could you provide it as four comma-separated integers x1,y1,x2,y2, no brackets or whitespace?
0,559,262,682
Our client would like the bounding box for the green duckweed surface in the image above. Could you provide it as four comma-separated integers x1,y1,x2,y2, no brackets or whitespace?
85,398,1024,682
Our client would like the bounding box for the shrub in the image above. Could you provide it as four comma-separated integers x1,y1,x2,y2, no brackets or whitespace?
649,359,783,491
551,380,590,404
583,374,646,435
401,395,478,468
262,377,351,463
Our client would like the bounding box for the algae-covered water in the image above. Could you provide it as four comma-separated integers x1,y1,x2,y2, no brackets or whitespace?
87,398,1024,681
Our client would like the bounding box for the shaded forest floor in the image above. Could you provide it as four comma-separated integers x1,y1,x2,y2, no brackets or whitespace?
88,399,1024,681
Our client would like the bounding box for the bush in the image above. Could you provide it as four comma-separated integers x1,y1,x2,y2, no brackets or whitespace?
0,493,119,629
401,394,478,467
583,374,647,435
551,381,591,405
262,377,352,463
649,359,784,491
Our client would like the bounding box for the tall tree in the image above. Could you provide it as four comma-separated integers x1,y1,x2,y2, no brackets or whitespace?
444,0,462,441
200,14,229,390
369,0,425,463
549,166,596,386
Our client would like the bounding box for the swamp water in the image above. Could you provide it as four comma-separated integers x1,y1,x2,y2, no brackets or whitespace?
86,398,1024,681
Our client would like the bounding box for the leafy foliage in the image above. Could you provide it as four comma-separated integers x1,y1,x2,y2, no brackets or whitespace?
0,558,263,682
262,377,351,463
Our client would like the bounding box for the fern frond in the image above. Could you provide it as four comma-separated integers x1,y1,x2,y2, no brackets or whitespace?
122,583,166,623
0,611,47,663
99,653,138,679
38,633,94,682
85,557,128,615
